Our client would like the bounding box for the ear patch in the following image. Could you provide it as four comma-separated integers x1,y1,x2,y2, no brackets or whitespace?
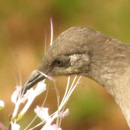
69,54,90,67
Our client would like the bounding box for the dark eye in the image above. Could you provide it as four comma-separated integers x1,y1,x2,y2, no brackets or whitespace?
55,59,62,66
51,59,63,67
51,56,70,67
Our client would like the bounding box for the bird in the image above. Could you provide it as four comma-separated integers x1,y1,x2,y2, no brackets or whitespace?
22,27,130,127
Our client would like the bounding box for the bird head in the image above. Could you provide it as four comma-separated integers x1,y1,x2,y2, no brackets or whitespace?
21,27,130,128
22,27,108,93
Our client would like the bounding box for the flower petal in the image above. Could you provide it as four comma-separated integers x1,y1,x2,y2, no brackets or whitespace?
61,108,69,118
34,80,46,96
0,100,4,111
34,106,50,122
11,86,21,104
0,100,4,107
11,121,20,130
41,124,62,130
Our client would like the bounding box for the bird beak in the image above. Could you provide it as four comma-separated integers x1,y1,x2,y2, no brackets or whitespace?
22,70,46,94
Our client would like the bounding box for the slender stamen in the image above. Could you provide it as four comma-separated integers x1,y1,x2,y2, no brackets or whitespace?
66,76,82,101
59,76,81,111
44,29,47,54
24,89,49,130
50,18,53,46
60,76,70,107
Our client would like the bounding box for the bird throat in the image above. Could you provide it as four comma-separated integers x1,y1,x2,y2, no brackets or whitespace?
102,67,130,127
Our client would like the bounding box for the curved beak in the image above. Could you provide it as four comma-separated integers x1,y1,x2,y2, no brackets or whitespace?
22,70,46,94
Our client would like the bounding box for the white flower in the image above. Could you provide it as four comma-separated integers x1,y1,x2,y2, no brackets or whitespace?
34,106,51,122
11,121,20,130
59,108,69,118
34,105,69,129
0,100,4,111
11,86,21,104
33,80,47,97
12,87,34,118
32,76,81,130
12,80,46,119
41,124,62,130
0,100,4,107
20,80,46,115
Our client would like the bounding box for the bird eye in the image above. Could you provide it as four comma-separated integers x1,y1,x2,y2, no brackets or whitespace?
51,56,70,67
51,59,63,67
55,59,62,66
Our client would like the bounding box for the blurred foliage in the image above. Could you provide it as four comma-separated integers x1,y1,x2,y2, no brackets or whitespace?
69,89,108,120
0,0,130,129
